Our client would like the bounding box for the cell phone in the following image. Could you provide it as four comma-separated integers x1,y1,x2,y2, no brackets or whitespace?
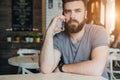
62,14,65,30
61,22,65,30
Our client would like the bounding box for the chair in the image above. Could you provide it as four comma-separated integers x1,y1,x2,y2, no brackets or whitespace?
17,48,40,74
106,48,120,80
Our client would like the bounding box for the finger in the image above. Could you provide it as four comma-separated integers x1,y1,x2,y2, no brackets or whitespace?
54,26,63,32
54,14,66,22
59,15,66,22
61,26,65,31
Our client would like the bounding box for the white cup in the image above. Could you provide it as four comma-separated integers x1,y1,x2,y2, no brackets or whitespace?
25,37,30,42
7,37,12,42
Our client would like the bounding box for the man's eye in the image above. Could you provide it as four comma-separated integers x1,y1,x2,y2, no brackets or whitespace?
75,10,81,13
64,10,71,14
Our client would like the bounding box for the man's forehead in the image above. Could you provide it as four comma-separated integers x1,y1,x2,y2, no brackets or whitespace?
63,1,85,10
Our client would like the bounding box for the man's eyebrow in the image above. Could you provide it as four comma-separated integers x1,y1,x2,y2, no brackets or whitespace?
63,9,71,13
64,8,82,12
64,8,82,10
74,8,82,11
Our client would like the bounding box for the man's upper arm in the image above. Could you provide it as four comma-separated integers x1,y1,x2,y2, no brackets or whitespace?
53,49,61,68
91,46,109,72
91,26,109,66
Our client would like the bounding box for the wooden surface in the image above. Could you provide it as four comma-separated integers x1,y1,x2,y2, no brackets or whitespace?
0,72,108,80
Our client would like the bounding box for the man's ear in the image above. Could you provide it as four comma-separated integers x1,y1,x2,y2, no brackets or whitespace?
85,10,87,19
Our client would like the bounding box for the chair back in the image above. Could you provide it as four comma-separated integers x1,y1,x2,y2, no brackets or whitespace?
109,48,120,54
17,49,40,56
107,48,120,80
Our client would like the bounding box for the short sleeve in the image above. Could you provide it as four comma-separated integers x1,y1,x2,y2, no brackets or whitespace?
53,34,62,53
92,27,109,49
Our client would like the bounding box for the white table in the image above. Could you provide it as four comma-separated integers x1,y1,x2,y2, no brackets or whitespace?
8,55,39,69
8,55,38,66
0,72,108,80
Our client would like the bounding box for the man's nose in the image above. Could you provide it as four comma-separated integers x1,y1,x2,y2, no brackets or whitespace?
70,12,75,19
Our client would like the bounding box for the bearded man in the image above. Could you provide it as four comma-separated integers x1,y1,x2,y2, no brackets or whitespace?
40,0,109,79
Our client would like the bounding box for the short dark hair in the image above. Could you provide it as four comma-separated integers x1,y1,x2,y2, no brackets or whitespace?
62,0,88,10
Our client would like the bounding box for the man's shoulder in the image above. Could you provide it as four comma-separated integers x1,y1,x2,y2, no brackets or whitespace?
85,24,106,31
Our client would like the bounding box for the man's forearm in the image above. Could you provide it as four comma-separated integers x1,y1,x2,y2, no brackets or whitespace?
62,60,105,76
40,32,56,73
40,14,66,73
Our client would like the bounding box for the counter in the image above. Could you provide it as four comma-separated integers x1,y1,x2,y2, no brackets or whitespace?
0,72,108,80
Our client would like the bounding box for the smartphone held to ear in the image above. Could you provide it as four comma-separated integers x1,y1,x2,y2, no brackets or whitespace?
57,21,65,30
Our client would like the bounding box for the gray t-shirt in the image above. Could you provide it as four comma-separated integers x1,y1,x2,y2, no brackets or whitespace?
53,24,109,78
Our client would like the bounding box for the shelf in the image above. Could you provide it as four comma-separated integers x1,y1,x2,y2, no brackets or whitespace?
0,41,43,49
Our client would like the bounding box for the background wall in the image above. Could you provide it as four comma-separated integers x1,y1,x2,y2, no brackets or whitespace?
0,0,42,31
0,0,42,75
46,0,62,28
0,0,42,41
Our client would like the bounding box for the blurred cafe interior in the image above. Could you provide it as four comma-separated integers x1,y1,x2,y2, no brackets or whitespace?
0,0,120,80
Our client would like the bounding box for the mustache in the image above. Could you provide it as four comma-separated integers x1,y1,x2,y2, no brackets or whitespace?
68,19,79,24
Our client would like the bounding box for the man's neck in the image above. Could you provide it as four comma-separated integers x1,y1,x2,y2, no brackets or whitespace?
70,27,85,44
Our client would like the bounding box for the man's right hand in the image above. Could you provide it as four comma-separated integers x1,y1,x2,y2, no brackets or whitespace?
47,14,66,35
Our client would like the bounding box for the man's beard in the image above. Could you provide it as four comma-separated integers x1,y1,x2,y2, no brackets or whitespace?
64,19,86,33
